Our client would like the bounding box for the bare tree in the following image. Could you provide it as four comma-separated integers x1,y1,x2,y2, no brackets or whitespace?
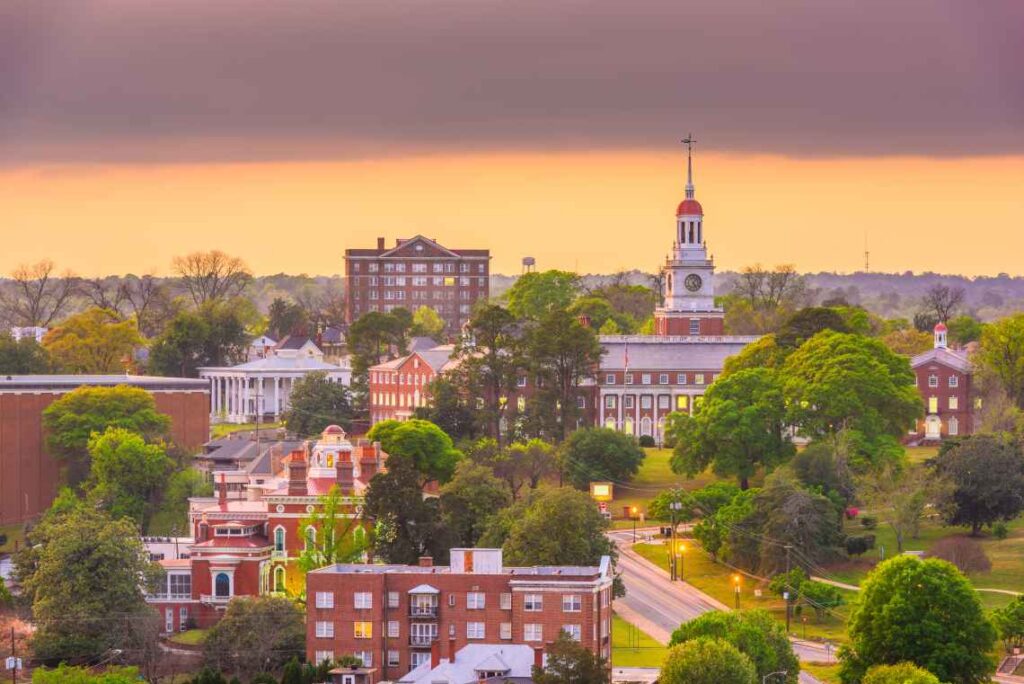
123,274,173,336
732,264,807,311
295,281,346,331
0,260,77,326
921,283,965,323
79,277,130,318
171,250,252,306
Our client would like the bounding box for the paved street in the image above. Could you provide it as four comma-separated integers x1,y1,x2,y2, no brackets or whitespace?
608,529,830,684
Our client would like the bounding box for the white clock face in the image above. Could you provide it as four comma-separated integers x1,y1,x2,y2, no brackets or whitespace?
685,274,703,292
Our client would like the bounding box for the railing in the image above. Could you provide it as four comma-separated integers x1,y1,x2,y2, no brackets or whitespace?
147,593,193,601
271,549,288,560
409,635,438,647
408,606,439,618
200,594,232,605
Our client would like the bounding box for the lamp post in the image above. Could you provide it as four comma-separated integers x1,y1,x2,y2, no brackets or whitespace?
732,574,741,609
630,506,639,543
676,542,686,581
763,671,787,684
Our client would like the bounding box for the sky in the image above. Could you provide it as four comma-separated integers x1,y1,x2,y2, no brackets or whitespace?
1,1,1022,277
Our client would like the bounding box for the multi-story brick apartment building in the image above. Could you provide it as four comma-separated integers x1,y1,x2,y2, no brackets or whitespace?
344,236,490,333
0,375,209,526
305,548,613,680
910,323,975,441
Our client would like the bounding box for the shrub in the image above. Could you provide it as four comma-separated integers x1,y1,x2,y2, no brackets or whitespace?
862,662,940,684
924,536,991,575
860,515,878,530
845,534,876,557
638,435,656,448
994,522,1009,540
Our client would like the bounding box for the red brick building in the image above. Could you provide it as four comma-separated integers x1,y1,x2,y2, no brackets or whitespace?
910,323,974,441
305,548,613,680
0,375,210,526
368,345,455,424
344,236,490,333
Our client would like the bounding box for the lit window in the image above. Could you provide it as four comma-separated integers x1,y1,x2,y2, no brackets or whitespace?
928,397,938,413
354,621,373,639
949,396,959,410
676,395,689,411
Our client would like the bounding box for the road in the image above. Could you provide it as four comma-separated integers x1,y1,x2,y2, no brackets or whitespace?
608,529,830,684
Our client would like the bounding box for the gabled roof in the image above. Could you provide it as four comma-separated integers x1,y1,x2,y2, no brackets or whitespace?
911,346,972,373
398,644,536,684
277,335,318,351
408,583,440,594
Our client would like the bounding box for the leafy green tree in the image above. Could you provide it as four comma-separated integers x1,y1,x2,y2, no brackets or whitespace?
506,270,580,320
0,331,50,373
974,314,1024,408
31,665,142,683
203,597,305,681
17,505,160,663
858,461,932,553
43,307,143,373
440,461,512,547
532,630,611,684
42,384,171,484
782,331,920,469
881,327,933,356
649,482,741,527
466,437,556,500
149,299,257,377
948,315,983,346
660,637,757,684
283,370,353,436
364,455,456,564
189,668,228,684
799,580,845,620
933,434,1024,536
992,595,1024,652
776,307,851,349
861,663,941,684
588,281,659,323
670,610,798,684
561,427,645,490
670,367,792,489
838,555,995,684
268,296,308,338
523,309,603,441
411,305,446,340
347,309,414,410
281,657,303,684
86,427,173,528
296,485,369,586
790,441,855,503
367,418,461,484
693,487,754,560
568,296,636,334
413,376,479,443
722,334,789,376
152,468,215,535
481,487,614,567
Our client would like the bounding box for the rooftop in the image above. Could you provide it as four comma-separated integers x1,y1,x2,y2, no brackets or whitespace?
0,374,208,391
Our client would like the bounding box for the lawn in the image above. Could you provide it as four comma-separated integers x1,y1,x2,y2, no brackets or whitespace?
633,540,853,644
210,421,283,439
801,663,842,683
169,628,209,646
0,523,24,554
612,613,669,668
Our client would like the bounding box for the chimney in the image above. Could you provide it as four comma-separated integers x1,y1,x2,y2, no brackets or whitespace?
418,556,433,568
337,458,355,494
430,640,441,670
534,646,544,670
377,236,385,250
360,444,380,481
218,472,227,506
286,450,308,496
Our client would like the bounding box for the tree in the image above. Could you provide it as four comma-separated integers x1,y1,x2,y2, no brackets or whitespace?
413,376,479,443
561,427,645,490
0,259,76,327
649,482,740,526
776,307,850,349
921,283,966,324
172,250,253,306
31,665,142,683
933,434,1024,536
203,596,305,681
670,368,792,490
799,580,845,620
790,441,855,503
481,487,615,567
660,638,757,684
148,299,257,377
296,485,369,584
670,610,798,684
43,307,143,373
503,439,558,495
722,334,789,376
283,371,354,437
992,595,1024,653
881,327,933,356
42,385,171,484
838,555,995,684
977,314,1024,409
862,663,940,684
924,537,992,575
782,331,920,469
588,281,659,323
267,296,308,338
858,462,931,553
440,461,512,547
0,331,50,373
17,506,160,663
568,296,634,334
532,631,610,684
152,468,214,535
411,305,446,340
948,315,984,346
367,419,461,484
506,270,579,320
123,273,174,337
523,309,603,441
347,310,413,410
86,427,173,529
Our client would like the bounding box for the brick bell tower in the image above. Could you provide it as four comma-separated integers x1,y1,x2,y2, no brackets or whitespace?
654,135,725,336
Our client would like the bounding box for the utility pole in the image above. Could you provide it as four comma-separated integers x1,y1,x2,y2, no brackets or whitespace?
785,544,793,634
10,625,18,684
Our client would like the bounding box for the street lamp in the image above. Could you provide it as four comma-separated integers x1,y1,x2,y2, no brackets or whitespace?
668,500,683,580
763,671,787,684
732,574,741,609
676,541,686,581
630,506,639,542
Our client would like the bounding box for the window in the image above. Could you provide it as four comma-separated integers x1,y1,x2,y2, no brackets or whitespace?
449,623,456,637
577,396,586,409
625,373,634,385
388,591,400,608
396,277,406,286
517,376,528,387
315,621,334,638
949,417,959,435
448,594,456,607
467,592,486,609
641,373,652,385
274,566,286,593
179,607,188,632
315,592,334,609
500,593,512,610
214,572,231,598
355,651,373,668
354,621,373,639
169,574,191,599
384,263,394,273
676,395,689,410
354,592,373,610
387,650,400,667
949,375,959,388
500,622,512,640
562,624,582,641
562,594,582,612
516,396,526,412
433,263,444,273
658,395,670,410
444,277,456,287
478,277,486,286
413,263,427,273
274,526,285,552
411,652,431,668
605,395,615,409
659,373,669,384
928,396,938,413
396,263,406,273
524,594,543,611
368,263,379,273
388,621,399,638
467,622,486,639
460,276,470,286
677,373,687,384
601,618,609,638
605,373,615,384
624,395,634,409
694,374,705,385
949,396,959,410
640,395,652,409
524,624,543,641
689,319,700,335
928,374,939,388
314,651,334,665
305,526,316,551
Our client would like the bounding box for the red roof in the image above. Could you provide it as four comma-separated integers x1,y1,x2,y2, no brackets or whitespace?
323,424,345,435
676,199,703,216
934,322,948,332
192,535,271,549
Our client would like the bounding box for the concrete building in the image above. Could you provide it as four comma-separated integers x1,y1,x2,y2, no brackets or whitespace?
910,323,975,441
344,236,490,333
305,549,613,680
0,374,209,526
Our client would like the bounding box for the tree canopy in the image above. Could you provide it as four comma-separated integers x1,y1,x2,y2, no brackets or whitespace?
561,427,645,490
933,434,1024,536
862,663,941,684
532,631,611,684
43,307,142,373
506,270,580,320
283,370,354,436
366,418,462,484
660,637,757,684
977,314,1024,409
86,427,173,528
202,597,305,681
670,610,798,684
0,331,50,373
148,299,257,377
440,461,512,547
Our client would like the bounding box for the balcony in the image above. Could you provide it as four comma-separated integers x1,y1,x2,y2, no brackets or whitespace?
408,606,439,619
200,594,232,606
147,592,193,602
409,635,438,648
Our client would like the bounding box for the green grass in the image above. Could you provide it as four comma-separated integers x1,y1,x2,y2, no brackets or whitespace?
0,523,24,553
633,541,853,644
211,421,283,439
169,628,208,646
801,662,842,683
612,613,669,668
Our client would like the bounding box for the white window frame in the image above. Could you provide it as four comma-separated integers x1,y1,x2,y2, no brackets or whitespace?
562,624,582,641
500,622,512,640
467,592,486,609
524,624,543,642
928,374,939,388
315,591,334,609
315,621,335,638
388,620,400,638
467,622,486,639
354,592,373,609
524,594,543,612
500,593,512,610
562,594,582,612
949,375,959,388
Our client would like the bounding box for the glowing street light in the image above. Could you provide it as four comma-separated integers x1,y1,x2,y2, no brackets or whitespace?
676,541,686,581
732,574,742,609
630,506,639,542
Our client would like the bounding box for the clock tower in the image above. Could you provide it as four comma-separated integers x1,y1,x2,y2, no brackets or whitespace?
654,137,725,336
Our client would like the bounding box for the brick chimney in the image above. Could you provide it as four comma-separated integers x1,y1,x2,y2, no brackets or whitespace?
218,472,227,506
430,640,441,670
377,236,385,250
534,646,544,670
418,556,433,568
359,443,381,481
337,458,355,494
286,451,308,496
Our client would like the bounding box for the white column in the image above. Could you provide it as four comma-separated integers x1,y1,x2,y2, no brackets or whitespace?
242,377,250,423
230,377,238,421
274,376,281,420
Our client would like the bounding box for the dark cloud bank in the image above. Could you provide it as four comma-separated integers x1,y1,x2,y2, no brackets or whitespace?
1,0,1021,163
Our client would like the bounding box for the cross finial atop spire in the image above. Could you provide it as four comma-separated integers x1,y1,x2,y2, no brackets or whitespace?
681,134,697,199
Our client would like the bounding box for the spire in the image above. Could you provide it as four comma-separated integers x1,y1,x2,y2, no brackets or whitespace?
682,134,697,199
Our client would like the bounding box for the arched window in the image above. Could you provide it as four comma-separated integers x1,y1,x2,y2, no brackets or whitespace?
214,572,230,598
274,566,286,593
274,526,285,553
305,526,316,551
949,416,959,436
623,418,634,435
